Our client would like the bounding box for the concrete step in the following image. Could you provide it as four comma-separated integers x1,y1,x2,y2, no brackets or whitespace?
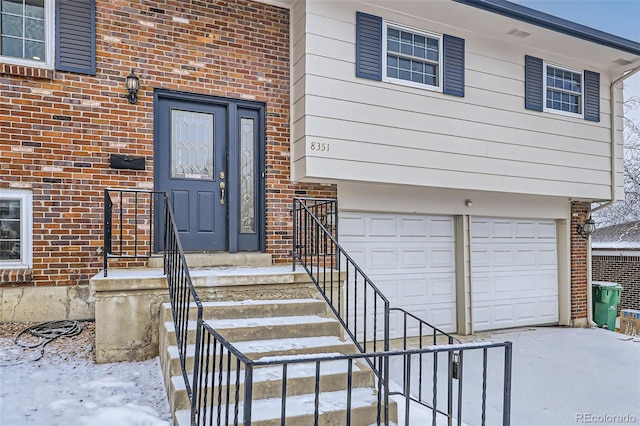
165,336,359,377
164,315,342,346
160,298,328,321
148,252,272,269
169,358,375,411
175,387,397,426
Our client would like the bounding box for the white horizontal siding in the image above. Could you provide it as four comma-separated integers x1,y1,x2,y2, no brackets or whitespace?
298,156,609,199
290,1,622,199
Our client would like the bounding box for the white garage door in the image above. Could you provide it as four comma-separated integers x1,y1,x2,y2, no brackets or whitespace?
339,212,457,338
471,217,558,331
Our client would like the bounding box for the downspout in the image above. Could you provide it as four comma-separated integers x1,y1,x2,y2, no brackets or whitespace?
584,65,640,327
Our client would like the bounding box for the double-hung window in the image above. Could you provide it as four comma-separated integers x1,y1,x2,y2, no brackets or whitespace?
0,0,54,68
524,55,599,122
0,190,32,269
356,12,465,97
384,23,442,90
545,64,583,116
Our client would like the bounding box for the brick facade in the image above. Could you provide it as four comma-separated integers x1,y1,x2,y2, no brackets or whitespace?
570,202,590,321
0,0,335,289
592,255,640,314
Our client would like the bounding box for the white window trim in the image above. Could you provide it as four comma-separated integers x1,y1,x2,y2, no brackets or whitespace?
543,61,584,119
0,189,33,269
382,21,443,93
0,0,55,69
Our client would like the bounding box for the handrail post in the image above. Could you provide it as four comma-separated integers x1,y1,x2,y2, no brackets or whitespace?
384,300,390,425
103,189,110,277
190,310,203,425
292,198,297,272
503,342,513,426
244,363,254,425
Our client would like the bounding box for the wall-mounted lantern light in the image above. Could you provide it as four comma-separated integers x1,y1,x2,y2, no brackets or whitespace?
125,70,140,104
577,217,596,239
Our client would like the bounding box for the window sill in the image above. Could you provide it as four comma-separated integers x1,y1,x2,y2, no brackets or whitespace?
0,63,53,80
0,268,34,284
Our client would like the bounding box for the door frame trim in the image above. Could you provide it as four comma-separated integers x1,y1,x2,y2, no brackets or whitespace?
153,88,266,253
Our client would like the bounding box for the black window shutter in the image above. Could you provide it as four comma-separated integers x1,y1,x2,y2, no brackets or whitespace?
584,70,600,122
56,0,96,75
525,55,544,112
442,34,465,97
356,12,382,81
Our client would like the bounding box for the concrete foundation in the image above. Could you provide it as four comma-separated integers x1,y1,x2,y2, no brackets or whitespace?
0,284,93,323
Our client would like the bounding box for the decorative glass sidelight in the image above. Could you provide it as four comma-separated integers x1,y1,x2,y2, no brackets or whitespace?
0,199,21,261
239,117,255,233
171,109,214,180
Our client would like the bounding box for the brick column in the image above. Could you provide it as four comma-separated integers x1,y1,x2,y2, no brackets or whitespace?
570,201,590,323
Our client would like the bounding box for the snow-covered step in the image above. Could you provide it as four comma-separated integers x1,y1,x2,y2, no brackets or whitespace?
160,298,329,322
157,282,398,425
163,315,343,345
175,387,397,426
208,315,342,342
165,336,359,377
169,358,375,411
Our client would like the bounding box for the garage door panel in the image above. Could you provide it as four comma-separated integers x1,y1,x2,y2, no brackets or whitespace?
473,271,557,300
492,303,516,326
429,303,457,331
430,218,455,238
472,218,557,242
473,245,557,270
537,222,557,239
473,305,492,329
370,217,398,236
344,248,366,267
399,217,428,236
370,249,397,269
400,249,428,268
431,248,456,268
345,243,455,273
494,276,516,295
537,249,557,266
340,212,456,337
473,296,559,331
340,213,366,236
537,299,559,320
356,273,455,303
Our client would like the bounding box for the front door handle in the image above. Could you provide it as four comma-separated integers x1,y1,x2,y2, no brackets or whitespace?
219,181,226,205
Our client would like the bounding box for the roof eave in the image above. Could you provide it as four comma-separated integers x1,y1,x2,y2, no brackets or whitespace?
453,0,640,56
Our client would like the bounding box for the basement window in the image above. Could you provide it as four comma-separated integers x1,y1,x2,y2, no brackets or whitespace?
0,189,32,268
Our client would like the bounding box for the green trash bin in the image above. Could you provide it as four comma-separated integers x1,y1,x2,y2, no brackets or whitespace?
592,282,623,330
593,302,617,330
592,281,623,305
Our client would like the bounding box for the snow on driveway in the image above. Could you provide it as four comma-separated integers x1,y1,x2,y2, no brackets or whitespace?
489,326,639,425
0,325,638,425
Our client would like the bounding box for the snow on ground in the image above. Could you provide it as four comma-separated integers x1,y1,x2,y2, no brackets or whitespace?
0,325,638,425
0,334,171,426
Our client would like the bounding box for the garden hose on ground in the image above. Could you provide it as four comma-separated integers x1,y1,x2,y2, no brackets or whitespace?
0,320,84,366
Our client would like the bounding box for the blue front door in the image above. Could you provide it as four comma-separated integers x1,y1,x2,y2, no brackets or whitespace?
154,91,265,252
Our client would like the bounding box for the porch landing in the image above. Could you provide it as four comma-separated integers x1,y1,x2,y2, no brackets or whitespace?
90,254,324,363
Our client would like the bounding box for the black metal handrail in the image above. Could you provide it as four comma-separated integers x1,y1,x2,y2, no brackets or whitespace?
292,198,391,353
103,189,205,423
162,193,205,425
190,328,512,426
103,188,163,276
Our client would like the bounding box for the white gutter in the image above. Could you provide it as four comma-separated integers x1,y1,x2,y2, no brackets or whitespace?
585,64,640,328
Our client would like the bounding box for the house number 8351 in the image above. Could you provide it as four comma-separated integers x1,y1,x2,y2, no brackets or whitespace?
310,142,330,152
